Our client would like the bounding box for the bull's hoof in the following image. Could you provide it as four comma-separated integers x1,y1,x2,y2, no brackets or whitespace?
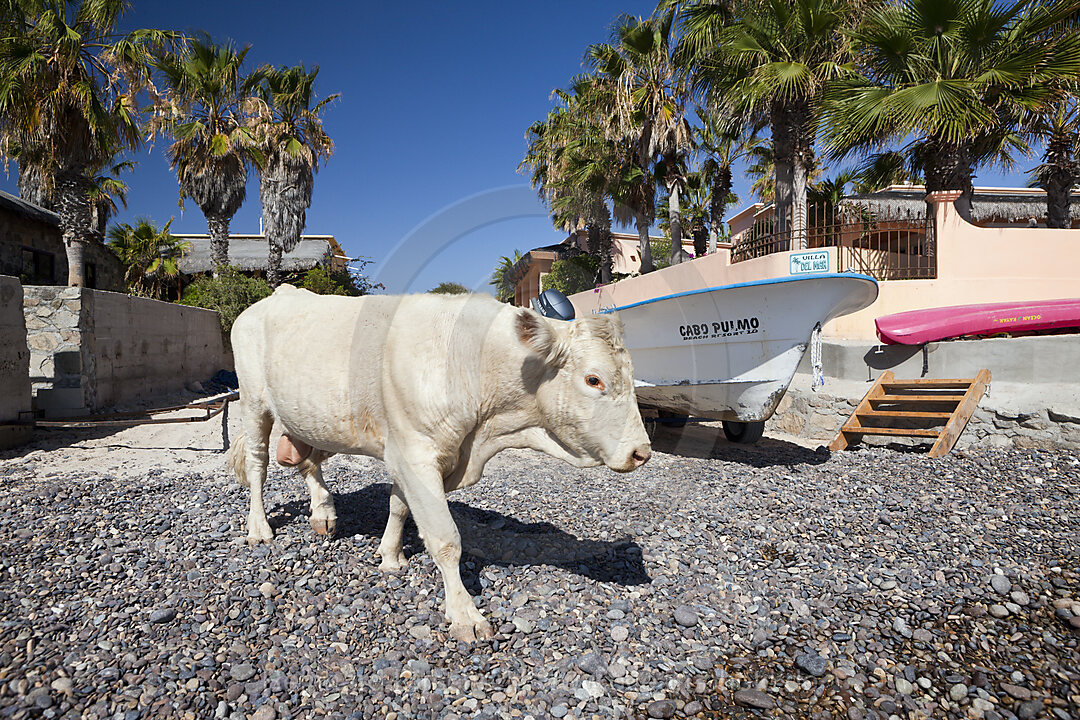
310,515,337,536
246,518,274,545
377,551,408,573
449,618,494,643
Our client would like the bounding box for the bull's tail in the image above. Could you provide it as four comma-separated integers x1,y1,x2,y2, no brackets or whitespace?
227,431,249,487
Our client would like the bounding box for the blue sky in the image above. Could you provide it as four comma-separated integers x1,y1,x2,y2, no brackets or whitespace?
1,0,1034,293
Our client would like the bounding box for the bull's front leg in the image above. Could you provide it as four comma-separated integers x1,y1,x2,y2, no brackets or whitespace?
387,451,493,643
376,484,410,572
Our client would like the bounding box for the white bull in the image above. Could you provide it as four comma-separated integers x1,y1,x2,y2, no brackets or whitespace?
228,287,651,641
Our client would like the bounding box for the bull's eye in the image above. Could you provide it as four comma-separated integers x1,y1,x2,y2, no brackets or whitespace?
586,374,605,391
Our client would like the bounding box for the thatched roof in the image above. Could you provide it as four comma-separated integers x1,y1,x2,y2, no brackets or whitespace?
843,185,1080,223
0,189,59,226
176,235,333,275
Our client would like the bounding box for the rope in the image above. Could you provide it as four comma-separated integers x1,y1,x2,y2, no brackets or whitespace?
811,322,825,392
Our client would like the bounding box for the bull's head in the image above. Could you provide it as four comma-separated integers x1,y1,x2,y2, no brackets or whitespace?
516,310,651,473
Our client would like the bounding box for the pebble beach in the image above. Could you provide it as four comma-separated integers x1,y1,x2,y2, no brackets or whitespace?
1,417,1078,720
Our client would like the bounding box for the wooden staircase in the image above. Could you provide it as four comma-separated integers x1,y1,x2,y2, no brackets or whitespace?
829,369,991,458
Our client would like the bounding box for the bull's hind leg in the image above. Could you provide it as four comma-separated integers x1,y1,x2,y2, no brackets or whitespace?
376,484,410,572
241,408,275,544
299,450,337,536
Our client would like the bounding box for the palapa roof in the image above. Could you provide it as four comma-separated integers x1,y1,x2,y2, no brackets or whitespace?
0,189,60,226
175,234,334,275
843,185,1080,223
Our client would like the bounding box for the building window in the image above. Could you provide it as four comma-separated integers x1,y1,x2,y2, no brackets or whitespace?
85,262,97,288
21,248,55,284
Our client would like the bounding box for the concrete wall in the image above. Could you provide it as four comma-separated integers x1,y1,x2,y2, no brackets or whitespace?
828,193,1080,340
764,336,1080,451
0,276,31,448
23,286,227,416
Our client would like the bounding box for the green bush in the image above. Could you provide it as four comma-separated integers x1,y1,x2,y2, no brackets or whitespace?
300,266,364,296
542,254,599,296
428,281,470,295
180,266,273,334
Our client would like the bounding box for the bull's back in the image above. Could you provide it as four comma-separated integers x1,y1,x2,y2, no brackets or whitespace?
232,287,392,455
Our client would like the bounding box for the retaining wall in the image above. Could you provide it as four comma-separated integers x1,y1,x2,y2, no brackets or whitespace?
23,287,227,416
0,275,30,448
766,337,1080,451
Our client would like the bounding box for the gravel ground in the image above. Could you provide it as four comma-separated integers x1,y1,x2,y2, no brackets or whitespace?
0,417,1078,720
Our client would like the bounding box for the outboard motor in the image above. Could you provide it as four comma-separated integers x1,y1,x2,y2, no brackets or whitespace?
531,289,576,321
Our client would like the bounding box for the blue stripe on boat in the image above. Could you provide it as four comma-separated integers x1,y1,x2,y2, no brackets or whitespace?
601,272,879,314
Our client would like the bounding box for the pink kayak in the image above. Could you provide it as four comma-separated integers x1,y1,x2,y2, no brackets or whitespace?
876,298,1080,345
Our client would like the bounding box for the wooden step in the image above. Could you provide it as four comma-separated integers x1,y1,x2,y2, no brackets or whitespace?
870,394,966,404
840,426,941,438
829,369,991,457
856,409,954,419
883,379,973,389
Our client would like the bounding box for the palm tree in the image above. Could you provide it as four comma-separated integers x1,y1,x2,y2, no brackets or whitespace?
679,0,862,249
0,1,175,286
88,160,134,237
588,12,694,269
521,77,622,282
490,250,523,302
1027,91,1080,228
695,107,760,251
822,0,1080,222
107,218,191,300
153,34,264,274
249,64,338,287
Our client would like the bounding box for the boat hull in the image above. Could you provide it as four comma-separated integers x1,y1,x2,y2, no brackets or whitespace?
876,298,1080,345
611,274,879,422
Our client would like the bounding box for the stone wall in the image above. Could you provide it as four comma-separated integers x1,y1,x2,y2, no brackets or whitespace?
23,286,228,416
0,275,31,448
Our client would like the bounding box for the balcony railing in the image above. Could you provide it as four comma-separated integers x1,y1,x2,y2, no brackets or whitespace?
731,202,936,280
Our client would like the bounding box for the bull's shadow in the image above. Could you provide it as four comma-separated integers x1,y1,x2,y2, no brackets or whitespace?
267,482,651,593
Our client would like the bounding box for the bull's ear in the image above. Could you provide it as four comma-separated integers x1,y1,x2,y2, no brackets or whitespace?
515,309,566,364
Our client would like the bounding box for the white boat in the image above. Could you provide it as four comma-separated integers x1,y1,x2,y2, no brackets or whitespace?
607,273,879,440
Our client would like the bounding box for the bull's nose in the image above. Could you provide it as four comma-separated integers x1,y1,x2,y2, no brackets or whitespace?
630,446,651,468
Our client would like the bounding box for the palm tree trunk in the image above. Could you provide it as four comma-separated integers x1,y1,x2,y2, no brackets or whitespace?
207,215,231,275
596,204,613,284
924,140,975,223
54,170,92,287
667,174,684,265
771,103,795,252
792,149,810,251
636,212,654,273
267,240,284,287
709,166,732,254
1041,131,1076,229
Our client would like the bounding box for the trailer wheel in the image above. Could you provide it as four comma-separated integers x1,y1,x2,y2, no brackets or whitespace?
722,420,765,444
658,410,689,428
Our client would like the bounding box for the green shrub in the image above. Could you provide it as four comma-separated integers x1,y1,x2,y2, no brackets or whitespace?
428,281,470,295
300,266,365,296
542,254,600,296
180,267,273,334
